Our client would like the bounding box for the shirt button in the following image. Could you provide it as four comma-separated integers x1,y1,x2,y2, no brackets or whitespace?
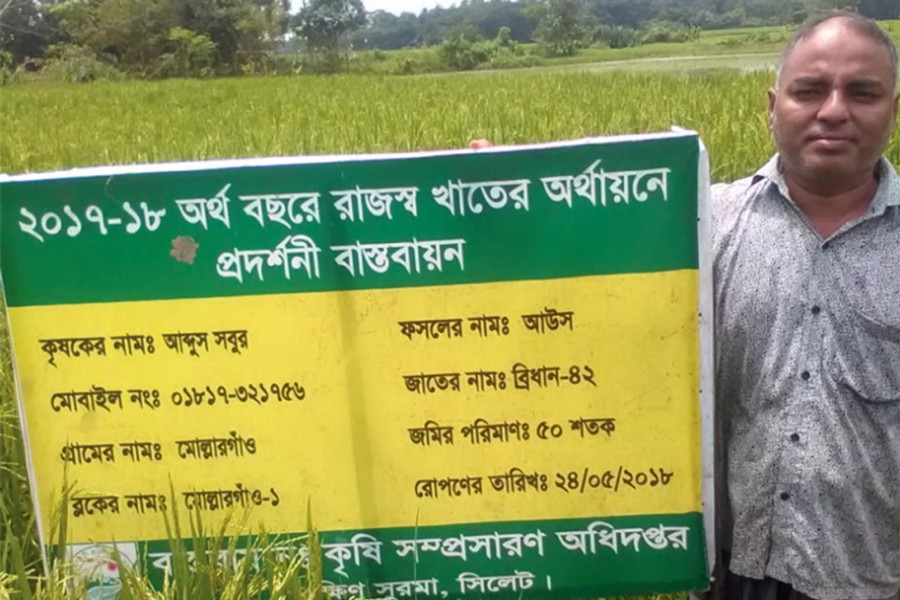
790,433,800,442
811,306,821,315
780,492,791,501
801,371,810,381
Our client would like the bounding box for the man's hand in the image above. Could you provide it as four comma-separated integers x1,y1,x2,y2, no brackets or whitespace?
468,139,492,149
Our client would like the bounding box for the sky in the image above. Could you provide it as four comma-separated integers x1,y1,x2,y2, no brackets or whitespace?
362,0,458,15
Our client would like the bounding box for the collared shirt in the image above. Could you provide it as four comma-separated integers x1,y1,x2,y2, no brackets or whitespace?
711,155,900,600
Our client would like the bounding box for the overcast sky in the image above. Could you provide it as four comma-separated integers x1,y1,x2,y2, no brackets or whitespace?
363,0,458,14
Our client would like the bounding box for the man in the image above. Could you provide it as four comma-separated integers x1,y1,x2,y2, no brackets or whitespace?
712,12,899,600
469,13,898,598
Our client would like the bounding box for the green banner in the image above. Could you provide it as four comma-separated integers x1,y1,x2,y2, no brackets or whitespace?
1,136,697,306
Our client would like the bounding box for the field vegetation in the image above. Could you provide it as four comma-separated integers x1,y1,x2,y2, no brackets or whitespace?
0,69,796,179
5,58,900,180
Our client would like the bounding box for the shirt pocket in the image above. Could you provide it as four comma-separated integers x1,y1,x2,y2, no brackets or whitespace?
830,309,900,403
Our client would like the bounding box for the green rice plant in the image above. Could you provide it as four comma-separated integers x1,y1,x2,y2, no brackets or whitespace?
0,70,791,181
1,475,324,599
112,501,322,600
12,64,898,180
0,293,44,599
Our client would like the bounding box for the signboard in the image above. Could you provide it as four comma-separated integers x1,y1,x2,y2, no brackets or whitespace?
0,132,713,598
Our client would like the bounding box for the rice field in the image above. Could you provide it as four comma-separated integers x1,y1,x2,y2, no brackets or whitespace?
3,70,900,180
1,66,899,598
0,70,780,180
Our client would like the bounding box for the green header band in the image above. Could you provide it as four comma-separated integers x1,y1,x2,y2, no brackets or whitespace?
129,512,708,598
1,135,699,307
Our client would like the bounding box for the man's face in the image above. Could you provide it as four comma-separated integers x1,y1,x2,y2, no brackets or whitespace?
768,21,899,187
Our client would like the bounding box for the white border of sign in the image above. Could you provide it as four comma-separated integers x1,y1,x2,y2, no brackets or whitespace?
696,136,716,578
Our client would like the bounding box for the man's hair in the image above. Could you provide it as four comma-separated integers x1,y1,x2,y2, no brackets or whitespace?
775,11,899,96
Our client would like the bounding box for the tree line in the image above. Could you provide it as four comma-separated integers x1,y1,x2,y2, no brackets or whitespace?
1,0,896,80
357,0,897,50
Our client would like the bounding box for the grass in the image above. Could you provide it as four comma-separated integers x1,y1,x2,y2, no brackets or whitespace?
0,298,44,598
8,67,898,182
1,70,785,181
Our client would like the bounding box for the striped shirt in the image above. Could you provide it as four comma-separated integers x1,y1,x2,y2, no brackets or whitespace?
711,155,900,600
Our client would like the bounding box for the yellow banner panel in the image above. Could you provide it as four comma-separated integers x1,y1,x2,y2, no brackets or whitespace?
10,270,700,543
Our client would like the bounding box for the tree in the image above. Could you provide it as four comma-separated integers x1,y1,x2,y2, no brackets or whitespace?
468,1,536,42
293,0,365,72
531,0,589,56
50,0,177,75
0,0,53,64
587,0,656,29
160,25,215,76
350,10,417,50
415,5,459,46
173,0,288,74
93,0,177,71
858,0,898,19
48,0,284,76
801,0,860,16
